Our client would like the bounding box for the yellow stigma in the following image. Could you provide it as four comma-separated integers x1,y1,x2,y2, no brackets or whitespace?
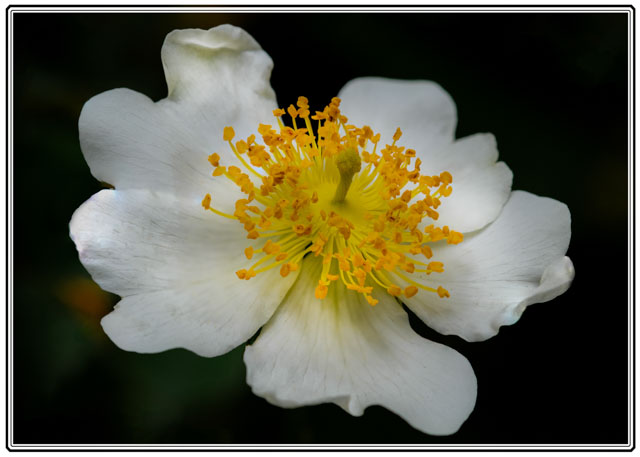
201,96,463,305
333,147,361,203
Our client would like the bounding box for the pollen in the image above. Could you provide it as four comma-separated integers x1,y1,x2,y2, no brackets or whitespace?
315,282,329,299
201,96,463,306
208,153,220,167
437,286,450,298
223,126,235,141
201,193,211,210
404,286,418,298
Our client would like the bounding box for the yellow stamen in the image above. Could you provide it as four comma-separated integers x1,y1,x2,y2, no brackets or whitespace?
201,193,211,210
223,126,235,141
404,286,418,298
447,231,464,244
208,153,220,167
201,96,463,305
437,286,450,298
315,282,328,299
387,285,402,297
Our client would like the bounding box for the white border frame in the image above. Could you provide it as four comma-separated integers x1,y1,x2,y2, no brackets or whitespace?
4,4,635,451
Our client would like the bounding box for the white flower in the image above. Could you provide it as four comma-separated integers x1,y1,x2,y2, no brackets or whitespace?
69,25,575,436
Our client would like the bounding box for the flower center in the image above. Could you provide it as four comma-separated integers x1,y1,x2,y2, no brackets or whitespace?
202,96,463,306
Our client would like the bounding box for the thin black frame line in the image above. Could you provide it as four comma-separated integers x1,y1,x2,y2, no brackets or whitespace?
4,4,635,451
3,5,636,11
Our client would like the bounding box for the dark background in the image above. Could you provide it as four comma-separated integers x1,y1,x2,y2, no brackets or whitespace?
11,11,630,445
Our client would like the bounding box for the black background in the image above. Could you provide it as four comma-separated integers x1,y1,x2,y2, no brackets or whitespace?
11,10,630,445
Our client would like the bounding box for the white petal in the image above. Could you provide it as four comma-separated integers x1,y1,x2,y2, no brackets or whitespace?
426,133,513,233
79,25,276,198
162,26,275,108
338,78,510,232
402,191,574,342
338,77,457,152
100,279,287,358
70,189,298,357
244,257,477,436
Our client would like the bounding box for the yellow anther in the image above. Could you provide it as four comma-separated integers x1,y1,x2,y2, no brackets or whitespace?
432,227,445,241
263,240,280,255
437,286,450,298
293,224,308,235
425,207,439,220
427,261,444,274
201,193,211,210
275,253,288,262
440,171,453,185
400,190,412,203
366,295,379,306
387,285,402,297
244,246,254,260
258,217,271,229
403,263,415,273
273,108,285,117
236,269,256,280
373,218,385,232
247,230,260,240
392,128,402,142
280,263,291,277
208,153,220,167
442,186,453,197
352,253,365,268
236,141,248,154
297,96,309,108
315,283,328,299
354,268,367,286
223,126,235,141
404,286,418,298
297,96,310,117
447,231,464,244
227,166,241,177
